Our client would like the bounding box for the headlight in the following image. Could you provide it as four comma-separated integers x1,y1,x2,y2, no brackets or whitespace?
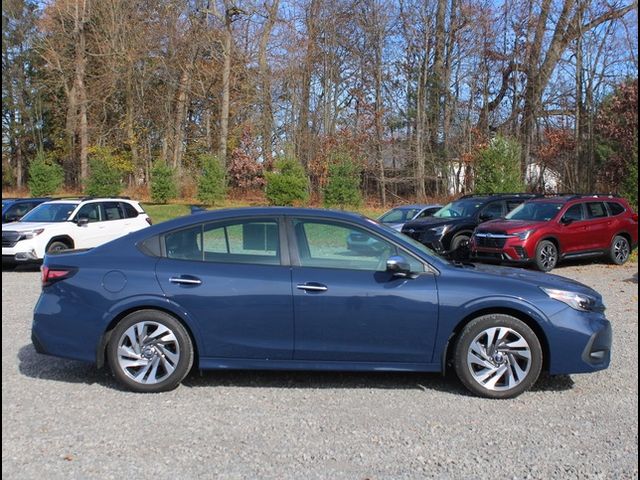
430,225,448,236
514,229,534,240
541,287,597,312
19,229,45,240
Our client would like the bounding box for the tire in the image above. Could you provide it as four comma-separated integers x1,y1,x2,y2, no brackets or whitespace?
453,314,542,399
608,235,630,265
46,241,70,254
450,234,471,259
534,240,558,272
107,310,194,393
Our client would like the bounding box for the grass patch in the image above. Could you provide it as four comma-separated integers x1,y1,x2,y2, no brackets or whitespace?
142,201,388,225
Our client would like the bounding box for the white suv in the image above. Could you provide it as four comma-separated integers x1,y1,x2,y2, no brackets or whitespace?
2,198,152,264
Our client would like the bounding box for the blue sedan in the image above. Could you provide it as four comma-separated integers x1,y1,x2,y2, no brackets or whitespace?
32,207,611,398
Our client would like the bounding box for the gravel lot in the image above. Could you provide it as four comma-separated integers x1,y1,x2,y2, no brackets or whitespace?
2,262,638,479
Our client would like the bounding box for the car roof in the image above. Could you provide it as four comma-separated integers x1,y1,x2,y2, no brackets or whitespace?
391,204,441,209
527,194,624,205
43,197,138,205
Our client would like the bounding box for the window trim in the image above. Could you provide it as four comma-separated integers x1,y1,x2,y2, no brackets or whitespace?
284,216,437,275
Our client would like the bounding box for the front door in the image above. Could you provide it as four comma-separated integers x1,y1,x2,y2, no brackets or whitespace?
288,218,438,364
155,217,294,359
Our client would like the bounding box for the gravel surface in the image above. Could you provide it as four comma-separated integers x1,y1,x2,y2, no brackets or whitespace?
2,262,638,479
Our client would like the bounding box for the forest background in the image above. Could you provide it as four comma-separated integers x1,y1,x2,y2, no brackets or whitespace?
2,0,638,209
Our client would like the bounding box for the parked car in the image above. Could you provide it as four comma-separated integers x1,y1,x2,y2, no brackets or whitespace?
347,204,441,252
401,194,538,258
377,204,442,231
470,194,639,272
2,197,152,265
32,207,611,398
2,197,51,223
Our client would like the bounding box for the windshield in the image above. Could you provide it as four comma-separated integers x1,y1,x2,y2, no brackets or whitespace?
378,208,422,224
433,200,483,219
20,203,77,222
506,202,562,221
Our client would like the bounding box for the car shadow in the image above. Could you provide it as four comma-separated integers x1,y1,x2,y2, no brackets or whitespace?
19,343,575,395
18,344,117,388
2,263,40,272
625,272,638,284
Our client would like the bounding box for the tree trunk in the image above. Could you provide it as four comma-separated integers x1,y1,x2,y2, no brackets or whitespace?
219,12,233,168
259,0,279,170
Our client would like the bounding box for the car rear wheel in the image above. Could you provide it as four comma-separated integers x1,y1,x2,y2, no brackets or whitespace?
453,314,542,399
608,235,630,265
534,240,558,272
107,310,194,393
46,241,70,253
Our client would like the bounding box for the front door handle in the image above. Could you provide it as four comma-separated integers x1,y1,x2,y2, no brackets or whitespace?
170,276,202,285
296,283,328,292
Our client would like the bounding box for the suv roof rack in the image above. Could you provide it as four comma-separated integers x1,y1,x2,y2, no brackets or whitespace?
565,193,620,200
460,193,539,199
51,196,132,201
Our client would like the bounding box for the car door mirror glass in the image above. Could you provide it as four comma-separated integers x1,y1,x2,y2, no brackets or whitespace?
560,217,573,225
76,216,89,226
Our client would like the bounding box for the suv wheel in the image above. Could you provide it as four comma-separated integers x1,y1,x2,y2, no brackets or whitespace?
450,234,470,259
107,310,194,393
609,235,630,265
535,240,558,272
47,241,70,253
453,314,542,399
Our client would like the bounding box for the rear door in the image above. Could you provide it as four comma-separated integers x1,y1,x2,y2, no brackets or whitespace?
155,217,294,359
584,201,612,250
288,217,438,364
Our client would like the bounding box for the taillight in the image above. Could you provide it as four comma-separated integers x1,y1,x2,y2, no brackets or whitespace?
41,265,75,287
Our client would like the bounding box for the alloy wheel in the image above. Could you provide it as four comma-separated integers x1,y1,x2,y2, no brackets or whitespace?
466,326,532,391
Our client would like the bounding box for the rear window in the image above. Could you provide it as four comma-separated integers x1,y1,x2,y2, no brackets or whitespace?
607,202,625,216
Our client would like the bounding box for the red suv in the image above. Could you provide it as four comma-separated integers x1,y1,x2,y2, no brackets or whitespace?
470,195,638,272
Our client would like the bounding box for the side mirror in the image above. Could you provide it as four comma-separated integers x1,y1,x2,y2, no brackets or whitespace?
560,217,573,226
6,215,20,223
386,255,412,278
76,217,89,226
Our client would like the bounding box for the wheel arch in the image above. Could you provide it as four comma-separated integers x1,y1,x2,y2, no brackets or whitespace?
441,306,551,375
96,306,200,371
47,235,75,250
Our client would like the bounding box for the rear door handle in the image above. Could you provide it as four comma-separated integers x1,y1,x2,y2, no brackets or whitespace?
170,276,202,285
296,283,328,292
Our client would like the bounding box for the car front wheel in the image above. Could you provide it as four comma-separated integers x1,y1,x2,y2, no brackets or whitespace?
609,235,630,265
107,310,194,393
534,240,558,272
47,241,70,253
453,314,542,399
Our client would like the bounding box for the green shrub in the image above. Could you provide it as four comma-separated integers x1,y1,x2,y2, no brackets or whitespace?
474,135,525,193
84,159,123,197
27,152,64,196
265,156,309,206
197,154,227,205
150,161,178,204
323,151,362,208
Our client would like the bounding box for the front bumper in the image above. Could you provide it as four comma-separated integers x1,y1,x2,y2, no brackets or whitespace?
2,239,43,262
546,307,612,375
470,236,533,263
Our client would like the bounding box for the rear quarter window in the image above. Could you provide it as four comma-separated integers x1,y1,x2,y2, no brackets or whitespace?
607,202,625,216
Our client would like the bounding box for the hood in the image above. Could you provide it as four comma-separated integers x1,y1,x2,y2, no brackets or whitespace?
403,216,467,232
467,263,599,298
2,221,60,232
476,219,545,233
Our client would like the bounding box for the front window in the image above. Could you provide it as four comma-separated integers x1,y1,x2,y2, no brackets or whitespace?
294,219,425,272
433,200,483,218
506,202,563,221
378,208,421,224
20,203,76,223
